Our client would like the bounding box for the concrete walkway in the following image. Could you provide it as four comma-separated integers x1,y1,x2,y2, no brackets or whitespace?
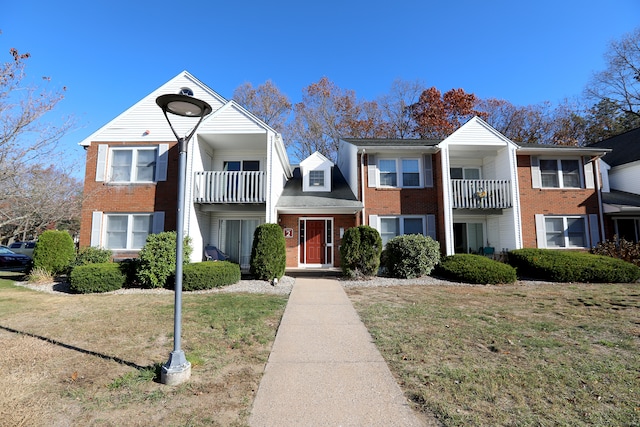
249,277,437,426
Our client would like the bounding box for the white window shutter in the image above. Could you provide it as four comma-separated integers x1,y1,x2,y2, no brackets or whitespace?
424,154,433,188
588,214,600,247
583,156,595,189
90,211,103,247
368,214,379,229
367,154,377,187
426,214,436,239
155,144,169,181
531,156,541,188
535,214,546,248
152,212,165,234
95,145,108,182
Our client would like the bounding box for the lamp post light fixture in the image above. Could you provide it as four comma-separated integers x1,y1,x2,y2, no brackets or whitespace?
156,93,212,385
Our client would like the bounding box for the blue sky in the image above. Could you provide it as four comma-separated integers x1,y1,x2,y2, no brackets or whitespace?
2,1,639,175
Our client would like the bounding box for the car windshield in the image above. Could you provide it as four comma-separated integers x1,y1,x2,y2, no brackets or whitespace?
0,247,17,254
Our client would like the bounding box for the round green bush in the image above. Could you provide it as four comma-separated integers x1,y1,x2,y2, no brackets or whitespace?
32,230,76,275
340,225,382,278
383,234,441,279
183,261,241,291
136,231,192,288
508,248,640,283
434,254,517,285
250,223,286,281
72,246,113,268
70,263,125,293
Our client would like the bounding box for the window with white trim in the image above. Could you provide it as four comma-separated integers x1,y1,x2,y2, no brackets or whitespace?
379,216,427,246
309,170,325,187
378,158,421,188
544,216,587,248
105,214,153,250
110,147,157,183
539,159,581,188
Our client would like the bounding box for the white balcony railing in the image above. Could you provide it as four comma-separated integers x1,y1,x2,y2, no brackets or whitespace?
193,171,265,203
451,179,512,209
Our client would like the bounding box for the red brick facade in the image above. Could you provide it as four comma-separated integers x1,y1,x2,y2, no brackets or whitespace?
78,141,179,250
517,155,601,247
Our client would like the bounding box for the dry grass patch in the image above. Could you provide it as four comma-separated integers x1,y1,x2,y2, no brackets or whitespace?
347,282,640,426
0,276,287,426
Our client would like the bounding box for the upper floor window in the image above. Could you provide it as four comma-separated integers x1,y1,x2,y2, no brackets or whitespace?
540,159,580,188
95,144,168,183
450,167,481,180
110,148,157,182
224,160,260,171
378,158,421,188
309,170,325,187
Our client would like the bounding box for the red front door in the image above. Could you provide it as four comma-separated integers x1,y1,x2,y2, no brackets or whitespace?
306,220,325,264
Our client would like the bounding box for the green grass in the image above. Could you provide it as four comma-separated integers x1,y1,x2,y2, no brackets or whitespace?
347,283,640,426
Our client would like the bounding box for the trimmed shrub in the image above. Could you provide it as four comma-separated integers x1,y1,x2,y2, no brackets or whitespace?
508,248,640,283
250,223,286,281
340,225,382,278
183,261,241,291
32,230,76,275
136,232,192,289
70,263,125,293
383,234,441,279
434,254,517,285
72,247,113,268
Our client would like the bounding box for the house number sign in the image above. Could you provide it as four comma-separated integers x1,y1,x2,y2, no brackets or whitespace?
284,228,294,238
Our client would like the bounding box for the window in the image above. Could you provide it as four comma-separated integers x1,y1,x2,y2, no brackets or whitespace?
105,214,152,250
544,216,587,248
378,158,421,187
379,160,397,186
110,147,157,182
539,159,581,188
379,216,427,246
450,167,481,180
309,170,325,187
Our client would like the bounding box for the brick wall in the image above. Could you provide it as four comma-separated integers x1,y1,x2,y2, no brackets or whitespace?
517,155,600,247
279,214,357,267
78,141,179,248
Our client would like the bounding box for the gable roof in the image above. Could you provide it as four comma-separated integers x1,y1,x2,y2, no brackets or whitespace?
79,71,227,146
588,127,640,167
276,166,363,214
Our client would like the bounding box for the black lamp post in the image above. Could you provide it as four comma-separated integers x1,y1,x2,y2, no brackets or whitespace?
156,93,212,385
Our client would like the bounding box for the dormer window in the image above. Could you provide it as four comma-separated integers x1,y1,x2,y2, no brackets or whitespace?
309,170,325,187
300,151,333,193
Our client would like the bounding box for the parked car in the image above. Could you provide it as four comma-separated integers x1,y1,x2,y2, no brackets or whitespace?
0,246,32,272
8,241,36,257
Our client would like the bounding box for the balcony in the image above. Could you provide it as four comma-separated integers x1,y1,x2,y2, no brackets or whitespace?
451,179,512,209
193,171,265,203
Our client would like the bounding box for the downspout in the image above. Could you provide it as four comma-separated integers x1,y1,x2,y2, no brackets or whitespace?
360,149,366,225
595,157,606,244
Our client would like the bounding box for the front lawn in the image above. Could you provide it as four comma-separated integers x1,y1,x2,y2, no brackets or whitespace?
347,282,640,426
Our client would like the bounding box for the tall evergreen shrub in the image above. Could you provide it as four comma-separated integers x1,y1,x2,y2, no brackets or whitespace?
32,230,76,275
136,231,192,288
340,225,382,278
250,223,286,280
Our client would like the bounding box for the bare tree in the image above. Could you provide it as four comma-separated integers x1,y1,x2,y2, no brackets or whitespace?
0,165,82,243
377,78,426,138
585,27,640,121
232,80,292,133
